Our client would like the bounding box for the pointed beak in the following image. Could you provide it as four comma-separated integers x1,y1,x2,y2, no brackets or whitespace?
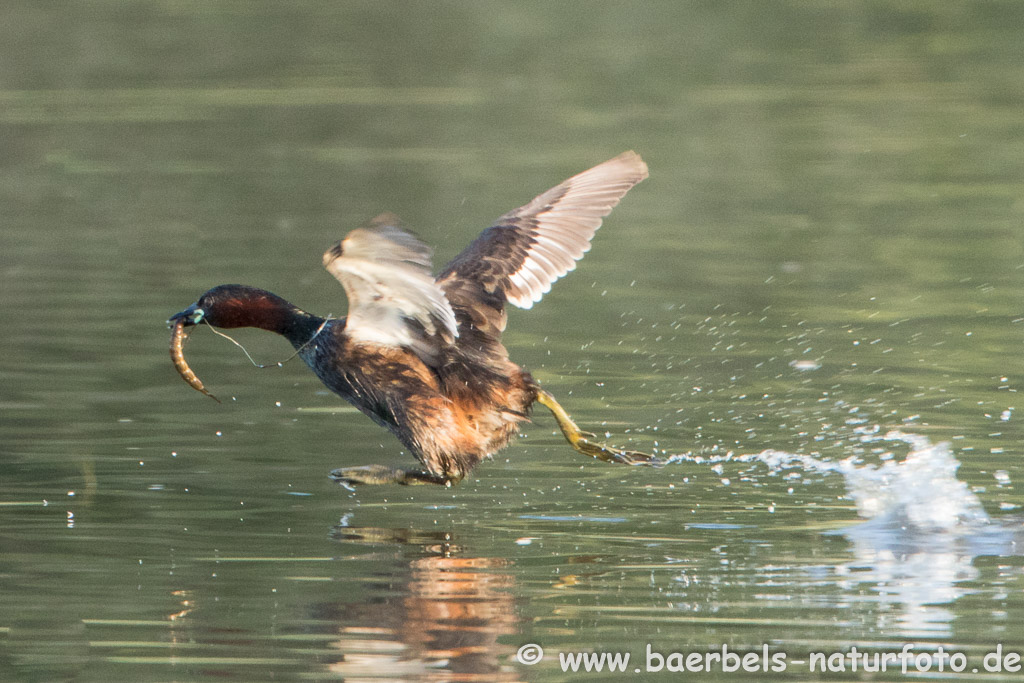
167,303,203,328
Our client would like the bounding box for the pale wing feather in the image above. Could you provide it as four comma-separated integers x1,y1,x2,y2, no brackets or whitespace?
323,216,458,351
436,151,648,344
498,151,649,308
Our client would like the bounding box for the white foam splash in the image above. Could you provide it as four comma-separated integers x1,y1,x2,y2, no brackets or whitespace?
746,430,992,533
743,429,1019,637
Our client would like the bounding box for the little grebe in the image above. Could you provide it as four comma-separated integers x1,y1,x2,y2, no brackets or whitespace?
169,151,659,487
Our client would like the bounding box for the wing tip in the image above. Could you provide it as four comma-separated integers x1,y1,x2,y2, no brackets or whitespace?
323,241,343,268
610,150,649,183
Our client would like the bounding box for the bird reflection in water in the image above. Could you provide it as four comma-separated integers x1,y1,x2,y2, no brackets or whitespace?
322,526,521,681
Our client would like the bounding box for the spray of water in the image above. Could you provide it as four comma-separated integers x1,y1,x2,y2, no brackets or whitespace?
753,429,992,533
660,414,1020,637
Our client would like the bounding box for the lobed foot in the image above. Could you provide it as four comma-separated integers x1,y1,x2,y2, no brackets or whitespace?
535,390,664,467
570,436,664,466
329,464,457,489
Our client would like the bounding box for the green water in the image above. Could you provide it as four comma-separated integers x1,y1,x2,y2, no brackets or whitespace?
3,2,1024,681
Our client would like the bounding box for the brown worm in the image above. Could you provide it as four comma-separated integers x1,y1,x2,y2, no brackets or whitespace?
170,319,221,403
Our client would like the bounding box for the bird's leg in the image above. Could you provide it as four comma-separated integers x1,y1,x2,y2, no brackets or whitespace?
329,464,459,489
535,390,662,466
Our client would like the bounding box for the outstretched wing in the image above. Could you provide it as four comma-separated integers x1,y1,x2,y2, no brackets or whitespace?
324,214,458,357
437,151,648,338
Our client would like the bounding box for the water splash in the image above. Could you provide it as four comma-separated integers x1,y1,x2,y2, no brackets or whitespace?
752,430,992,534
741,429,1020,637
665,427,1017,550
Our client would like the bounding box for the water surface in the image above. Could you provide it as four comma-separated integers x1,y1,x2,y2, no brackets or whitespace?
3,2,1024,681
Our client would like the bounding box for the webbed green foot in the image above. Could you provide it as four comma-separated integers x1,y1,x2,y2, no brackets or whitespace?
536,390,663,467
329,464,458,489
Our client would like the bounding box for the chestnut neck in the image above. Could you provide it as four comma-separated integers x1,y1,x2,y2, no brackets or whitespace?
211,286,327,349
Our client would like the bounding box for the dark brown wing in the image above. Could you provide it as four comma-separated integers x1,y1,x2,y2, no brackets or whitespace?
437,151,648,341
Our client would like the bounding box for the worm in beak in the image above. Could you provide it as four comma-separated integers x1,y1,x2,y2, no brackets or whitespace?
169,317,220,403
